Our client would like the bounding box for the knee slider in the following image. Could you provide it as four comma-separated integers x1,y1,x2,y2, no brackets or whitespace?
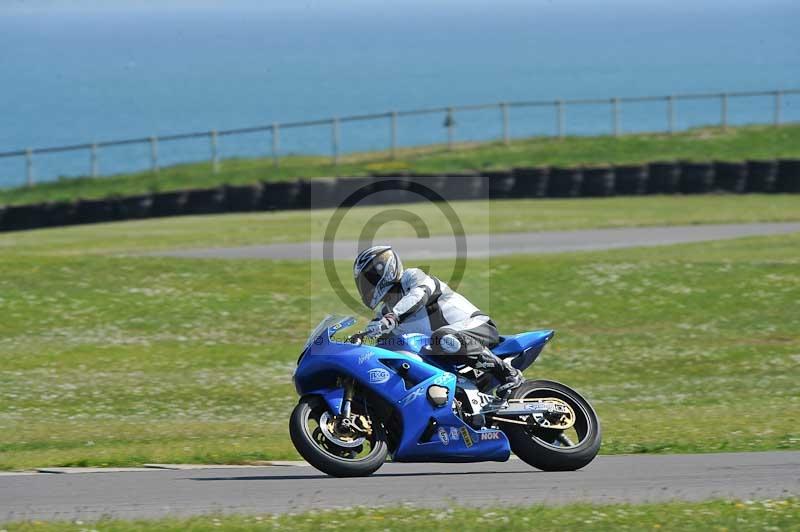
440,333,462,354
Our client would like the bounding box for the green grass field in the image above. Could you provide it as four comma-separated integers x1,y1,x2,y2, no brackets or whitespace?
0,195,798,470
1,123,798,206
3,499,798,531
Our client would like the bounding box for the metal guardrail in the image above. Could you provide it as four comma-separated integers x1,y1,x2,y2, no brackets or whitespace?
1,88,798,187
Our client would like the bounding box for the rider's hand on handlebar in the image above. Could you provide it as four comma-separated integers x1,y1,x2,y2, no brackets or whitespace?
347,331,368,345
365,313,398,338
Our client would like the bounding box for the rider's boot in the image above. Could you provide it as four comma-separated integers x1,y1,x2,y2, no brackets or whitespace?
476,348,523,398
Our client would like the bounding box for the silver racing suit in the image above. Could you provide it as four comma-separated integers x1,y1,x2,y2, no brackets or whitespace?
376,268,501,363
376,268,522,396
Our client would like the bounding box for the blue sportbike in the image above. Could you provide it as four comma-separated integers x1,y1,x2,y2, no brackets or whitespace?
291,315,601,477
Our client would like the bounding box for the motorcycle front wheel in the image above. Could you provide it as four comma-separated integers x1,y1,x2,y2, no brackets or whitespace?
289,395,388,477
504,379,601,471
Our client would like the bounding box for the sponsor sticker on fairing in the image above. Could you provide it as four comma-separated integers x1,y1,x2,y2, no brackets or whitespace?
459,426,473,448
449,427,460,441
358,352,373,365
438,427,449,446
480,431,501,441
368,368,391,384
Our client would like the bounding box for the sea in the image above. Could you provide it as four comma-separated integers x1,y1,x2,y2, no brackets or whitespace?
1,0,798,187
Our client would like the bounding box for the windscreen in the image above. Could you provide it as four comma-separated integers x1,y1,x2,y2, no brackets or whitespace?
302,315,354,351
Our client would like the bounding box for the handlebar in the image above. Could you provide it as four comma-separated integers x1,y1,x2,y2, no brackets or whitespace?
345,331,371,345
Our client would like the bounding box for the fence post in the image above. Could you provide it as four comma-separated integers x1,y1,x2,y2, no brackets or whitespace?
90,143,98,177
501,102,510,145
774,90,782,126
390,111,398,159
556,100,565,139
271,123,280,169
25,148,34,187
612,97,620,137
721,93,728,130
667,95,675,135
150,136,160,175
445,107,455,150
331,117,340,166
210,129,219,173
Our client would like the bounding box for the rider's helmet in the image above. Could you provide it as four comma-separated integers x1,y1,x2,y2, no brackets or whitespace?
353,245,404,309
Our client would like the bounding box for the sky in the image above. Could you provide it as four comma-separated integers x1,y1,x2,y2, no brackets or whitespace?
3,0,797,12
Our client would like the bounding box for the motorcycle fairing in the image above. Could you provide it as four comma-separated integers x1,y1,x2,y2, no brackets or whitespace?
294,320,510,463
493,330,554,357
317,387,346,416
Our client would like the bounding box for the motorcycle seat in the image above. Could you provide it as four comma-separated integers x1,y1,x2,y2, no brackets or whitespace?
492,330,554,358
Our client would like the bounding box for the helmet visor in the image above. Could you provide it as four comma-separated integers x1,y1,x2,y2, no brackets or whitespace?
354,248,401,309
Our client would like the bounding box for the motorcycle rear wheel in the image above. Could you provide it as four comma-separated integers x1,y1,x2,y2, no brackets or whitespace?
504,379,601,471
289,395,388,477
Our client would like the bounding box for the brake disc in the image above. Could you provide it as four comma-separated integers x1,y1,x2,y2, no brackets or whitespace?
319,412,366,448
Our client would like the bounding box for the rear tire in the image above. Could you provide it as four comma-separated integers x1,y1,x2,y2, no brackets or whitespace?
289,396,388,477
504,380,601,471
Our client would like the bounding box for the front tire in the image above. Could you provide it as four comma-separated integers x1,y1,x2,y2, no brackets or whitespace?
504,380,601,471
289,395,388,477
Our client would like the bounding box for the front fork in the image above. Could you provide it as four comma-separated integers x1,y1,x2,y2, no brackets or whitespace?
336,377,364,434
340,377,355,420
314,379,371,436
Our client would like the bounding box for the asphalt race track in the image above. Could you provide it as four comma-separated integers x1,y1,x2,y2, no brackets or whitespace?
1,452,798,522
157,222,800,260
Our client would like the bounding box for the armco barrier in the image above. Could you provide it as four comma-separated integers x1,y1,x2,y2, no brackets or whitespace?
225,183,262,212
511,167,549,198
184,187,227,215
647,161,680,194
370,171,411,178
334,176,380,206
438,172,485,201
151,190,188,217
261,180,303,210
407,174,449,201
745,160,777,193
713,161,747,193
5,158,800,233
1,203,47,231
679,162,714,194
44,201,77,227
371,175,419,204
116,194,153,219
547,167,583,197
483,170,515,199
305,178,337,209
775,159,800,193
615,164,647,195
76,198,116,225
581,166,614,197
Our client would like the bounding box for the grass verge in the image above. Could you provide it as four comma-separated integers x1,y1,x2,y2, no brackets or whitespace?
0,196,798,469
3,499,798,530
2,195,800,256
1,123,798,206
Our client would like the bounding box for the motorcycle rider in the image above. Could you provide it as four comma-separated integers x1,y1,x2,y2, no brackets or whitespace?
354,245,523,397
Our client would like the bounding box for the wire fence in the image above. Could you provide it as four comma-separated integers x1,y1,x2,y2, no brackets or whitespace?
1,88,798,188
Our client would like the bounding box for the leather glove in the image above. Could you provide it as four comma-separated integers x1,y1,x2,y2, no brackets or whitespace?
366,313,398,337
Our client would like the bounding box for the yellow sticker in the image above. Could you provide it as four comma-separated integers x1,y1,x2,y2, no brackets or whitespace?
459,426,473,448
